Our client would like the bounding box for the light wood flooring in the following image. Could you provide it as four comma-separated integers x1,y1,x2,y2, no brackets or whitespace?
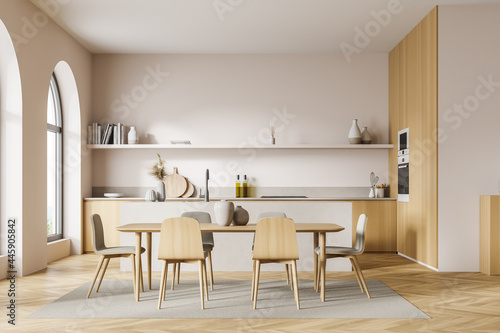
1,253,499,332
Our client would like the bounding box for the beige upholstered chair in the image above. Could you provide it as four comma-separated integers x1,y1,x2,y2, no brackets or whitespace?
170,212,214,291
252,217,300,310
157,217,208,310
87,214,145,298
314,214,371,299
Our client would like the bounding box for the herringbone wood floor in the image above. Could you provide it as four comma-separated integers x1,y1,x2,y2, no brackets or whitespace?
1,253,499,332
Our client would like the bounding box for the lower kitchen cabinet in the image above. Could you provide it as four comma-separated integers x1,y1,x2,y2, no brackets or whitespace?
352,201,397,252
83,200,122,252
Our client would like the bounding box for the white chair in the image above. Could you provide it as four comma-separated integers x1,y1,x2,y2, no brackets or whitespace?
87,214,145,298
314,214,371,299
252,217,300,310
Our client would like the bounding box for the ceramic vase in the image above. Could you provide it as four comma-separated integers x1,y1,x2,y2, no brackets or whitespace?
146,189,157,202
232,205,249,226
375,188,385,198
348,119,362,144
214,200,234,226
361,127,372,144
128,126,138,144
368,188,375,198
156,181,165,202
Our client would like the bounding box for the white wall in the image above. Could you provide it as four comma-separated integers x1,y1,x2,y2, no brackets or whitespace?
91,54,389,189
438,5,500,271
0,1,92,276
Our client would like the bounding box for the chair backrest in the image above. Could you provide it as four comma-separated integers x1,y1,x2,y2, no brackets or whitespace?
257,212,287,221
90,214,107,253
158,217,205,260
353,214,368,254
253,217,299,260
181,211,214,247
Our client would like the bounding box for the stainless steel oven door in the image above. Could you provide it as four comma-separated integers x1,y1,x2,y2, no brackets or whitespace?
398,163,409,202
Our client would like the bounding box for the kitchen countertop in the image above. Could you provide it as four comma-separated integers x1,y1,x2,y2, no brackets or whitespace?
84,197,396,201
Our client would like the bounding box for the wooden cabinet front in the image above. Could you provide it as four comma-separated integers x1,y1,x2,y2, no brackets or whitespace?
83,200,122,252
352,201,397,252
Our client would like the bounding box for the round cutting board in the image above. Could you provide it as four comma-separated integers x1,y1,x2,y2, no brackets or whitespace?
181,180,195,198
164,167,188,198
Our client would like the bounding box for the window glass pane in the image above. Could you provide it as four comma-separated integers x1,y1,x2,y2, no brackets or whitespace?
47,87,56,125
47,131,57,236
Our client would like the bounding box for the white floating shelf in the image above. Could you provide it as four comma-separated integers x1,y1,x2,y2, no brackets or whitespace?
87,144,394,150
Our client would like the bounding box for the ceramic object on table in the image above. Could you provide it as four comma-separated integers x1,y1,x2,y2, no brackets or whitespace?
214,200,234,226
232,205,250,225
156,181,165,201
348,119,362,144
145,189,157,202
361,127,372,144
375,188,385,198
128,126,138,144
369,188,375,198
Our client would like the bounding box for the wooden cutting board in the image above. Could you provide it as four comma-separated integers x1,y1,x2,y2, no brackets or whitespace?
181,180,195,198
164,167,187,198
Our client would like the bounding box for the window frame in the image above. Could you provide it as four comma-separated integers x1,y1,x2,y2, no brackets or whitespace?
47,74,63,243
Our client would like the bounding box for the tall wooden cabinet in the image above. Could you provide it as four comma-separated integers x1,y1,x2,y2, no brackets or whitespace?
480,196,500,275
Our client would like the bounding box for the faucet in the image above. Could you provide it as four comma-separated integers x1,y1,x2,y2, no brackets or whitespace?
205,169,209,202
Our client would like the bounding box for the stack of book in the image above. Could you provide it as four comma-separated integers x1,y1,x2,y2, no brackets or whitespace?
87,123,125,144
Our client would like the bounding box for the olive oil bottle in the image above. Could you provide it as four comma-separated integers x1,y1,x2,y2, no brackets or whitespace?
235,175,241,198
242,175,248,197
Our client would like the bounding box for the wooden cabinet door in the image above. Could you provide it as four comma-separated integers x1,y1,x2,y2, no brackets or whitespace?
83,200,121,252
352,201,397,252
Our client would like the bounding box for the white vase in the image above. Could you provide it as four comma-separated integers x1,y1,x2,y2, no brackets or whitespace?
128,126,138,144
214,200,234,226
232,205,249,226
369,188,375,198
361,127,372,144
375,188,384,198
348,119,362,144
156,181,165,202
145,190,157,202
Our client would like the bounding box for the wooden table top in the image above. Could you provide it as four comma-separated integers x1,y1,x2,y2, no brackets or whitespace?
117,223,344,233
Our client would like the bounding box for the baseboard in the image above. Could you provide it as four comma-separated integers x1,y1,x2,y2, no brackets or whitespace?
0,255,7,280
398,252,438,271
47,239,71,263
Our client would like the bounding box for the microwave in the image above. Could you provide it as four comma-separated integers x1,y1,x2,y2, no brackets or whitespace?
398,128,409,156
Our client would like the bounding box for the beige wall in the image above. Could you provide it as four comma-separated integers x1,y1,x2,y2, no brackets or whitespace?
438,5,500,271
91,54,390,189
0,0,92,276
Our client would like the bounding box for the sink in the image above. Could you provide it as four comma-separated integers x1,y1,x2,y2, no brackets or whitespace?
260,196,308,198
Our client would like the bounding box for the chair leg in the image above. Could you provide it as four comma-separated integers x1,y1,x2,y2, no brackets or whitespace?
251,260,256,301
203,260,209,301
139,257,144,292
291,260,300,310
95,257,110,293
352,256,371,299
87,255,105,298
171,263,176,291
131,255,137,295
315,255,320,293
158,260,168,309
163,266,168,300
253,260,261,310
285,264,290,285
198,260,205,309
207,251,214,291
349,257,365,293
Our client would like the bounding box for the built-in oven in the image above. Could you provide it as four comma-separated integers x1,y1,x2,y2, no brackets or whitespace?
398,128,409,202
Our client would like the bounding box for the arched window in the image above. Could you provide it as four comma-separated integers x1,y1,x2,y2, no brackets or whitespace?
47,74,63,242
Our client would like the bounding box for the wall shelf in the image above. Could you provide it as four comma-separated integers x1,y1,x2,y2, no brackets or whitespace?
87,144,394,150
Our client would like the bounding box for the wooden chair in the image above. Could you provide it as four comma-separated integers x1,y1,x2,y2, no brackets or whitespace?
251,212,291,300
314,214,371,298
252,217,300,310
169,212,214,291
157,217,208,310
87,214,145,298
